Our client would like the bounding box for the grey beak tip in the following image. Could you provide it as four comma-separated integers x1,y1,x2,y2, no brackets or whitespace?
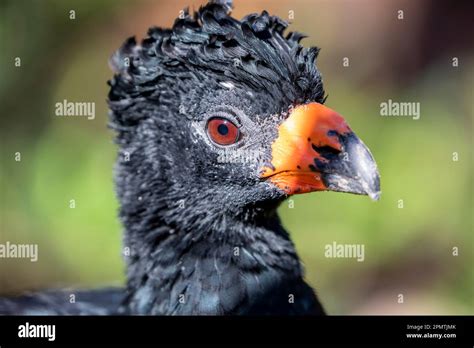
317,131,381,200
368,190,381,201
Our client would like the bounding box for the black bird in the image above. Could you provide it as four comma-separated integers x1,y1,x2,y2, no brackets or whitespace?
0,0,379,315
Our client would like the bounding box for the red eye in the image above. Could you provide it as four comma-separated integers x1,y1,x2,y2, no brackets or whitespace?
206,118,240,145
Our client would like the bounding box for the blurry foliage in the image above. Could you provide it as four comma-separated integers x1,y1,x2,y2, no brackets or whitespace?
0,0,472,314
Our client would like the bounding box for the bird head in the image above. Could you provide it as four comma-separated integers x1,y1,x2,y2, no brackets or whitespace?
108,0,380,224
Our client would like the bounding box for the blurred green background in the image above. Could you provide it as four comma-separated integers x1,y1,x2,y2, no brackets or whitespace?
0,0,472,314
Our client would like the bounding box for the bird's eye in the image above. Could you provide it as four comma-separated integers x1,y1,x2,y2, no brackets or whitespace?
206,117,240,146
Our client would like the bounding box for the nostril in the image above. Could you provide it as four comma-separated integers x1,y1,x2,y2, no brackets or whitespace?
311,144,341,160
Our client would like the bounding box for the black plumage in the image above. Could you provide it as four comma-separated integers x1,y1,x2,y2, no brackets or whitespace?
1,0,380,315
108,0,326,315
0,288,123,315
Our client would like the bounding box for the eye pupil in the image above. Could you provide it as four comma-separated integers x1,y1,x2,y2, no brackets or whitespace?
217,124,229,135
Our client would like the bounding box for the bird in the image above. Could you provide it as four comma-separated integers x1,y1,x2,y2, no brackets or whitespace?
0,0,379,315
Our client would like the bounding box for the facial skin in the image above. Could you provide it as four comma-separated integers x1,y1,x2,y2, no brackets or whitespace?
184,86,380,212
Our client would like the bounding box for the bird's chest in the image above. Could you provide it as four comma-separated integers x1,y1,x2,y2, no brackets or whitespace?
126,256,315,315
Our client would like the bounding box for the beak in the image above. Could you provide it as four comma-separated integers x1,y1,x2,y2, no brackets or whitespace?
261,103,381,200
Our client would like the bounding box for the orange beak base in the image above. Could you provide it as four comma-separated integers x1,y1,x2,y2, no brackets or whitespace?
261,103,380,200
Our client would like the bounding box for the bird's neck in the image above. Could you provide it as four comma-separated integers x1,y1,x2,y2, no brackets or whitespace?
119,206,317,315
